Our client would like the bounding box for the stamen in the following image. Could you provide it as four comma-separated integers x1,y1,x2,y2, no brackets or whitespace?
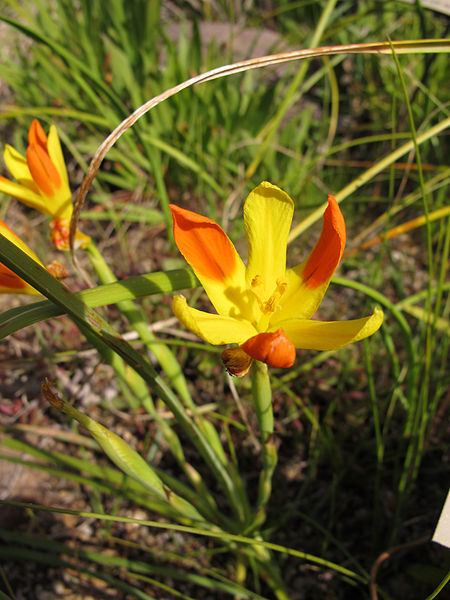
262,278,287,314
249,275,266,313
249,276,288,331
251,275,262,288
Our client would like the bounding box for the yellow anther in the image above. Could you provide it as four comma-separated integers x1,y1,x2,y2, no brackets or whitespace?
262,278,287,314
276,278,287,295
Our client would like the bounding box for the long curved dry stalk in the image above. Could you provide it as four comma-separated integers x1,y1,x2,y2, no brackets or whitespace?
70,38,450,252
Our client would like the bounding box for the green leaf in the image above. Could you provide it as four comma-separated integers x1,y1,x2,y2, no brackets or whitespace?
0,268,198,339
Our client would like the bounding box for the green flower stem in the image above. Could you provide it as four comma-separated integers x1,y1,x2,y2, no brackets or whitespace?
251,362,273,444
0,234,243,524
250,361,278,527
43,382,215,527
84,241,228,523
244,543,290,600
255,547,290,600
79,302,217,519
77,320,148,411
85,241,192,406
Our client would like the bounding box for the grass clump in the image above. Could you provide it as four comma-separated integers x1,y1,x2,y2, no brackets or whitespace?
0,1,449,598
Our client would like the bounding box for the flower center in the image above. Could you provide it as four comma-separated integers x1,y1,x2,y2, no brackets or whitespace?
250,275,287,331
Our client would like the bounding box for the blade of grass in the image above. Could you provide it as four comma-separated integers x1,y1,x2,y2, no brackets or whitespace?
0,499,369,584
0,233,243,522
245,0,338,179
388,38,437,542
0,528,268,599
344,206,450,258
289,116,450,242
0,15,127,116
69,38,450,249
0,546,155,600
0,268,199,340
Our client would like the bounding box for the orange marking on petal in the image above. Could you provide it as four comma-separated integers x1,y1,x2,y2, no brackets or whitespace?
170,204,237,281
302,194,346,289
27,144,61,195
0,263,27,289
28,119,48,150
241,328,296,368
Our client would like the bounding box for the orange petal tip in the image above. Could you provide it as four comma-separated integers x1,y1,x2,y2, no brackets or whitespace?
302,194,346,289
28,119,48,149
169,204,237,281
241,328,296,368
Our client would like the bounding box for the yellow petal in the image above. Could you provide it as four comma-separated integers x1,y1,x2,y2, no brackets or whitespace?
47,125,69,187
244,181,294,298
0,219,43,265
278,307,383,350
170,204,250,319
0,219,42,295
4,145,35,187
273,195,346,322
0,176,48,213
52,190,73,219
173,295,257,345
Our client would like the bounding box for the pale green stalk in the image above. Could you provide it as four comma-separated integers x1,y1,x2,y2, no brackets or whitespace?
0,235,244,523
389,41,437,542
84,241,238,518
0,268,200,340
86,244,232,485
249,361,278,530
85,241,192,406
43,381,213,526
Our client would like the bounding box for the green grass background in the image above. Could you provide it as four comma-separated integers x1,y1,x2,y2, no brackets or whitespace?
0,1,449,598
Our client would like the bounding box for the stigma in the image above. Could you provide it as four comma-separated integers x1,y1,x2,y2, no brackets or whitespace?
250,276,287,330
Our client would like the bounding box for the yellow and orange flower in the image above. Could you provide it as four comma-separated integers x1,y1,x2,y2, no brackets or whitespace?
0,220,42,295
170,181,383,374
0,120,89,250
